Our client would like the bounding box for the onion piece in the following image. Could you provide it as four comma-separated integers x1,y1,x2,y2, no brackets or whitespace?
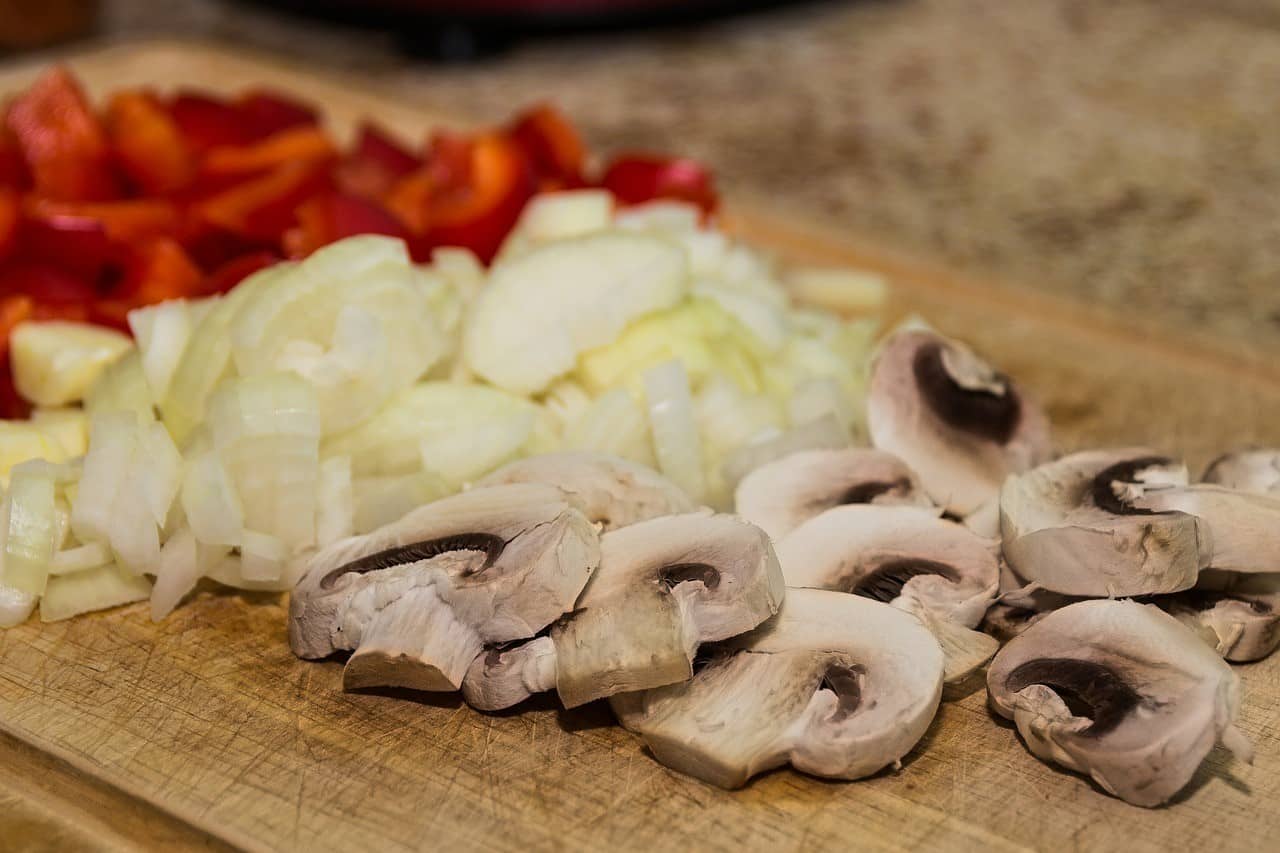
562,387,654,467
50,541,112,576
240,529,287,582
181,446,244,547
0,583,36,628
720,413,852,492
150,525,198,621
316,456,354,547
31,408,89,458
643,359,706,503
83,350,154,421
352,470,451,534
10,321,133,408
39,563,151,622
0,422,68,485
4,461,61,595
128,299,193,402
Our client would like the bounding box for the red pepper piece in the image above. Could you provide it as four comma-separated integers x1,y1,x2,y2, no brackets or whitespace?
283,191,408,258
106,91,194,195
5,67,120,201
599,154,718,215
235,90,319,140
195,160,331,245
200,126,336,179
92,238,202,328
0,187,18,262
336,123,420,199
0,130,29,190
17,214,122,281
509,104,586,187
168,92,251,154
202,250,279,295
420,134,536,263
24,198,179,243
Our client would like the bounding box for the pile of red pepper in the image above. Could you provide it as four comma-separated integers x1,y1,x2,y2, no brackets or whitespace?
0,67,717,416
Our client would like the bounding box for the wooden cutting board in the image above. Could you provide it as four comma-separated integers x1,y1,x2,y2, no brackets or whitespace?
1,41,1278,853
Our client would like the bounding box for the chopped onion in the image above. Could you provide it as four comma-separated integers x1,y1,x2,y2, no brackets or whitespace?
50,541,112,576
353,470,451,534
83,350,154,421
787,376,856,436
139,422,182,527
128,299,193,401
497,189,613,261
31,409,89,458
10,321,133,408
150,525,198,621
563,388,654,468
240,529,287,583
720,413,852,492
316,456,354,546
39,563,150,622
643,360,705,503
203,551,302,592
181,447,244,547
0,583,36,628
4,461,61,595
0,422,68,485
71,412,161,575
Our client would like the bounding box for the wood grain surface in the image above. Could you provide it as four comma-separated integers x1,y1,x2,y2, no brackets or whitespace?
1,42,1278,853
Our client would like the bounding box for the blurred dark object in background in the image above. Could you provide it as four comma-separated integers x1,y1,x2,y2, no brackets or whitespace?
243,0,823,60
0,0,97,49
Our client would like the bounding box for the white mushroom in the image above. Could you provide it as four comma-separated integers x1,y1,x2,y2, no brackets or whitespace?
1161,571,1280,663
987,599,1252,807
733,448,931,541
1000,449,1208,596
611,587,944,789
867,329,1051,523
289,483,599,692
1129,483,1280,576
1202,448,1280,495
477,451,695,531
463,512,784,710
775,505,999,682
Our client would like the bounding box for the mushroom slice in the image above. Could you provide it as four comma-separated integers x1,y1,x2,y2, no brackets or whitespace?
288,483,599,692
733,448,931,541
776,505,999,682
981,603,1047,644
867,328,1051,520
611,588,944,789
988,599,1252,807
1000,448,1208,596
477,451,694,531
1128,483,1280,575
1202,448,1280,495
465,512,784,710
1160,572,1280,663
982,562,1081,642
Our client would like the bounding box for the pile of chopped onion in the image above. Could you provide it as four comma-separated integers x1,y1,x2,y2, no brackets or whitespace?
0,191,885,624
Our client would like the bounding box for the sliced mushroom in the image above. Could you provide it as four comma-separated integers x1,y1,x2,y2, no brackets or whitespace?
477,451,694,531
733,448,931,541
1160,572,1280,663
987,599,1252,807
1000,449,1208,596
981,603,1047,644
289,483,599,692
610,587,944,789
775,505,999,682
867,328,1051,521
1202,448,1280,495
464,512,784,710
1129,483,1280,575
982,562,1081,642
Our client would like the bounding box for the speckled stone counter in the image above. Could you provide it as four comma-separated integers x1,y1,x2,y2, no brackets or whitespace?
81,0,1280,356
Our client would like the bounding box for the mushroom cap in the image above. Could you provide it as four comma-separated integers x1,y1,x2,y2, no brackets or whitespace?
867,329,1051,517
987,599,1250,807
1202,448,1280,495
733,448,931,541
775,504,999,681
1132,484,1280,575
551,512,785,708
1161,573,1280,663
288,483,599,689
477,451,695,531
611,587,944,789
1000,448,1209,596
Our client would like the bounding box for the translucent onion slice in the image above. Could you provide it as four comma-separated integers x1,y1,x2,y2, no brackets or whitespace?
563,387,654,467
181,446,244,547
150,525,197,621
4,462,61,595
720,413,852,493
643,359,705,503
128,299,193,402
50,541,112,575
352,470,451,534
83,350,153,422
139,422,183,527
0,422,68,485
10,321,133,408
39,563,151,622
0,583,36,628
203,552,303,592
316,456,354,547
497,189,614,261
240,529,287,582
31,408,88,458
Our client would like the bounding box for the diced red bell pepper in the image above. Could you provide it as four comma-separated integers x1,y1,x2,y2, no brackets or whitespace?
283,191,408,258
24,198,179,243
5,67,120,201
92,238,202,328
200,126,336,180
0,262,93,323
168,92,251,154
17,214,123,281
235,90,318,140
194,160,331,245
0,130,29,190
335,123,420,199
509,104,586,188
202,250,279,295
106,91,194,195
420,134,536,263
0,187,18,262
599,154,718,215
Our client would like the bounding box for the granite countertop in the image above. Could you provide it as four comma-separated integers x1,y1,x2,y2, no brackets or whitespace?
87,0,1280,356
